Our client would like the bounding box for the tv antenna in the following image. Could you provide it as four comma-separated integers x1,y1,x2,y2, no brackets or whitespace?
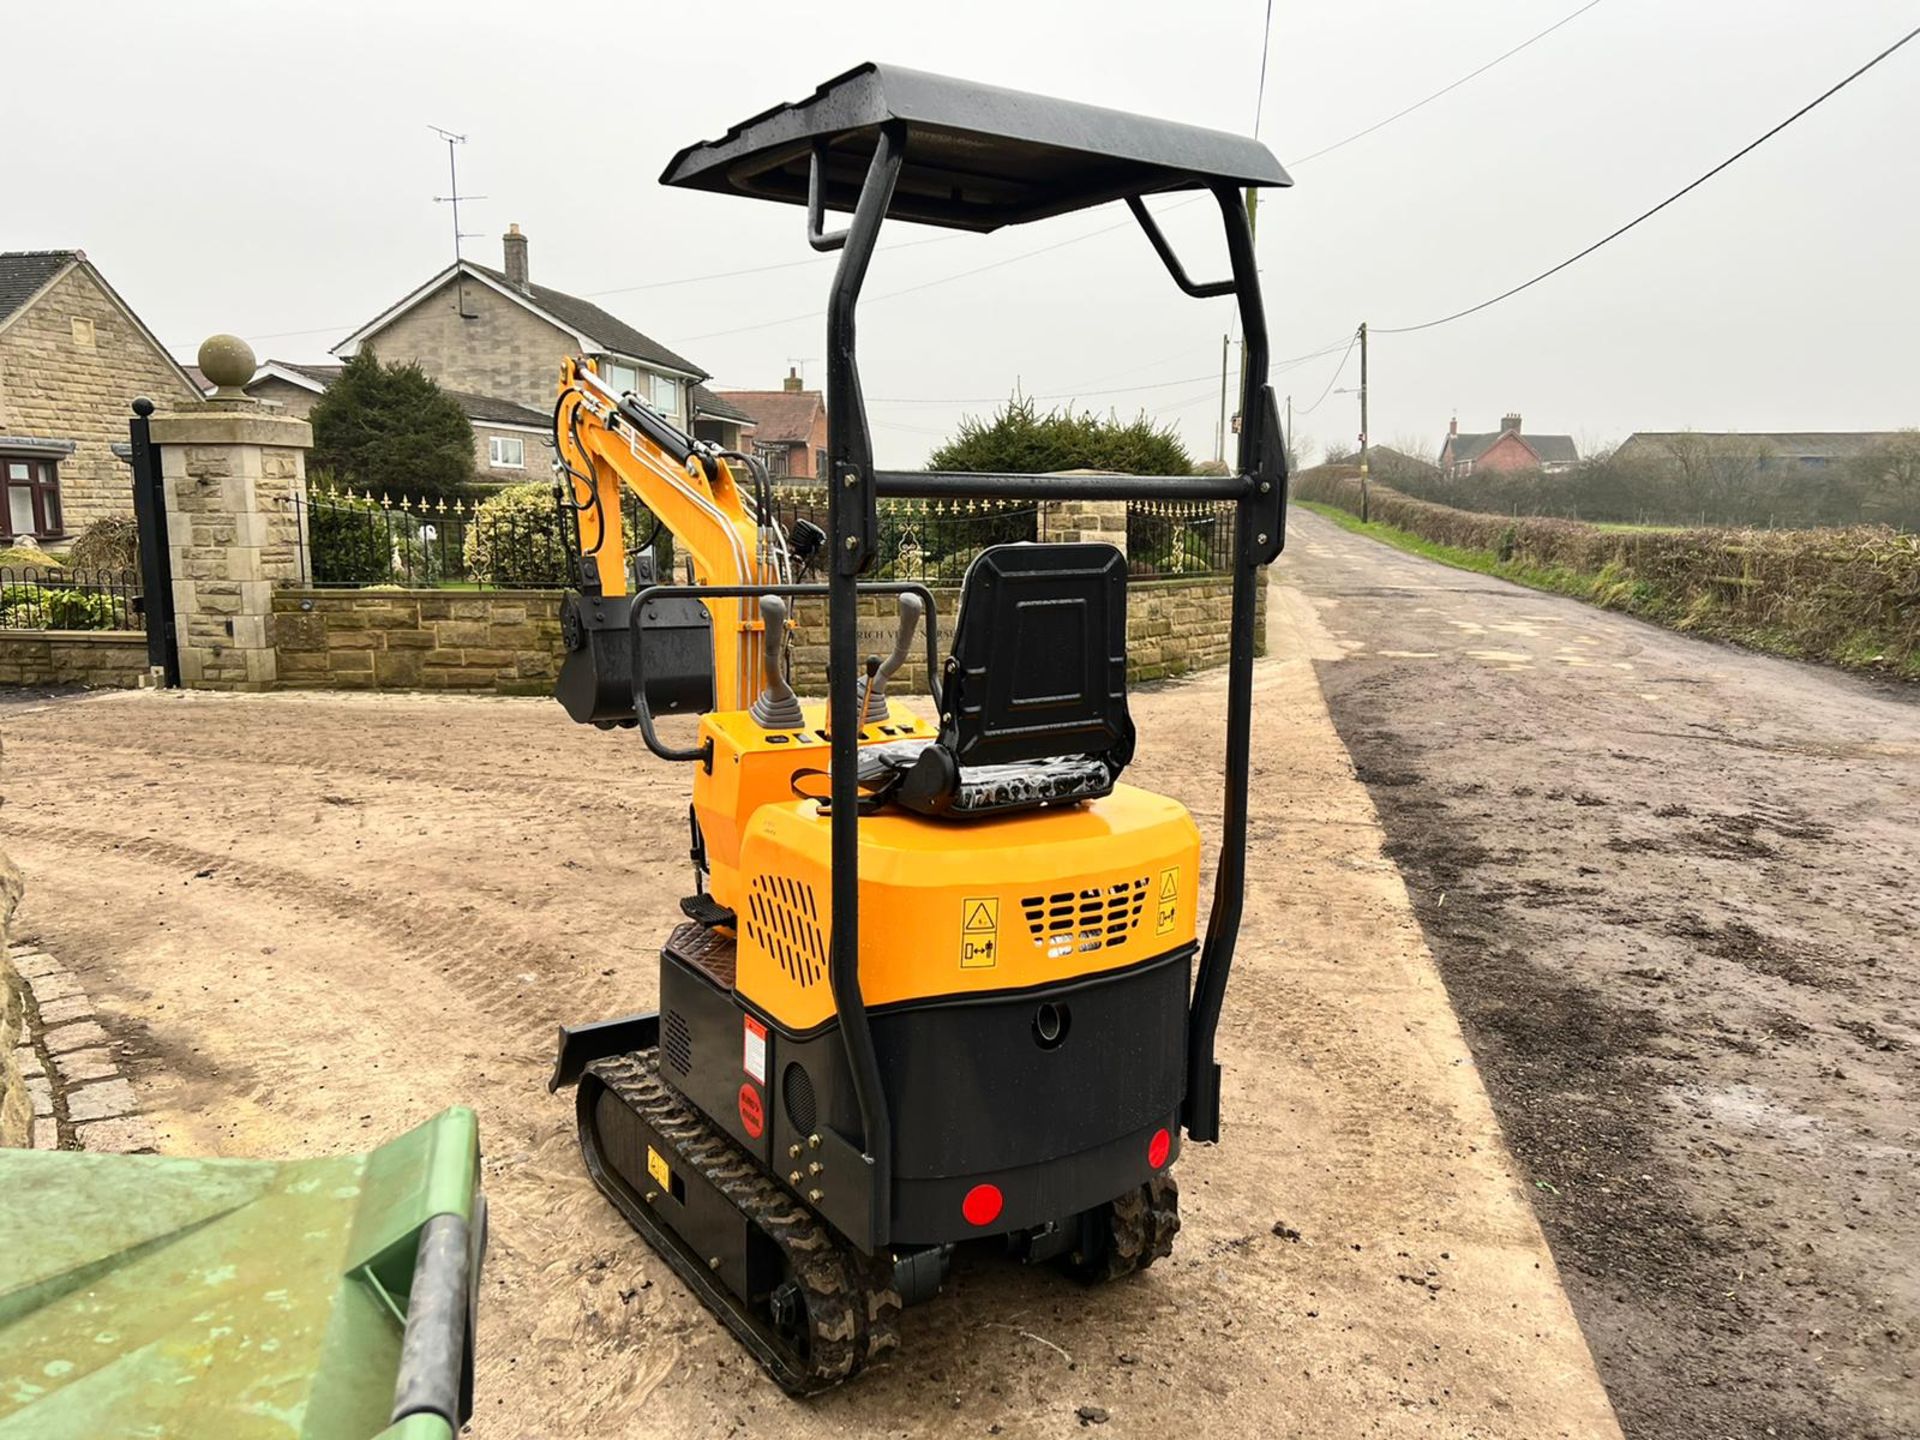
430,125,486,318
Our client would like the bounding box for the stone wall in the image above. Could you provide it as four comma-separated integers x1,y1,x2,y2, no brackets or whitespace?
274,589,563,694
785,572,1263,692
0,630,149,688
1,850,26,1147
270,573,1262,699
0,262,203,538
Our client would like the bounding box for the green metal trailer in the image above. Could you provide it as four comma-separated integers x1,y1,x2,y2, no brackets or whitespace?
0,1106,483,1439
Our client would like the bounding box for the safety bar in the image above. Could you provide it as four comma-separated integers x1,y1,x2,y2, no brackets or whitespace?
626,581,943,765
816,135,1285,1244
876,470,1251,501
1126,196,1237,298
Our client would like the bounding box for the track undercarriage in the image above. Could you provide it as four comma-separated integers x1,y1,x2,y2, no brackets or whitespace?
576,1050,1180,1393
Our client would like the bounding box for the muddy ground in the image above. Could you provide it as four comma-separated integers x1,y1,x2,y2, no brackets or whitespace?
1280,509,1920,1440
0,591,1620,1438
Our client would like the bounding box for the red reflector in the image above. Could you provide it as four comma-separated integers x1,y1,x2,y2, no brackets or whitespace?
961,1183,1003,1227
1148,1127,1172,1169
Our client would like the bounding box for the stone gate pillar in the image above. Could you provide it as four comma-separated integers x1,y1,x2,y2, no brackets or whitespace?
147,335,311,690
1039,489,1128,554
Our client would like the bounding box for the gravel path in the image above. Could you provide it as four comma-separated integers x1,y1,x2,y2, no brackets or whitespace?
1279,508,1920,1440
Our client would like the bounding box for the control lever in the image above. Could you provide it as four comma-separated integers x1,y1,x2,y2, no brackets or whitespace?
855,593,924,727
749,594,804,729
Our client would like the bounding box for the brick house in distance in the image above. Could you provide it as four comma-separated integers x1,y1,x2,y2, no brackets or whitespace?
246,225,723,488
0,250,202,543
716,368,827,481
1438,413,1578,479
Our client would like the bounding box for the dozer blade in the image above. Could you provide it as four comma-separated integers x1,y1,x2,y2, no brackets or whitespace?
575,1050,900,1395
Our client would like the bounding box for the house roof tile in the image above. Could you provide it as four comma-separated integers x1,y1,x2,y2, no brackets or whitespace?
463,264,706,379
1622,431,1894,460
692,384,756,425
254,359,549,428
0,251,79,326
1446,430,1579,466
714,388,823,444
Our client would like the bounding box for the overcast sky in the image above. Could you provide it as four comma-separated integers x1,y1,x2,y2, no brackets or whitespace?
6,1,1916,467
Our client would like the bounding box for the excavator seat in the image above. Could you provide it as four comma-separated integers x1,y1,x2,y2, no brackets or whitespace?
888,542,1135,818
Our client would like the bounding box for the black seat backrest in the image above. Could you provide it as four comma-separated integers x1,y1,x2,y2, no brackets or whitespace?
940,542,1135,773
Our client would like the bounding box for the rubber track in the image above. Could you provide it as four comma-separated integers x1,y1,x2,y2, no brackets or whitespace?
1068,1173,1182,1283
589,1052,901,1386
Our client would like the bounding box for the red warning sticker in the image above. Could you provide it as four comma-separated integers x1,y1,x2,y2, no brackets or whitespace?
743,1015,768,1083
738,1082,765,1138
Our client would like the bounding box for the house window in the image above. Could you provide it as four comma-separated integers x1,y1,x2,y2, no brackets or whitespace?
757,443,790,478
648,372,678,418
489,435,527,470
2,457,62,539
600,361,640,396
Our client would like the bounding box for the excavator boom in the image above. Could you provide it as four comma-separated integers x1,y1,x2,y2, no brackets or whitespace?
552,356,791,710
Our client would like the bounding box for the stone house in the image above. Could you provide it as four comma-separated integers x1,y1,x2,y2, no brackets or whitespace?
1438,414,1578,479
0,250,202,543
714,368,828,481
239,359,551,488
335,222,706,441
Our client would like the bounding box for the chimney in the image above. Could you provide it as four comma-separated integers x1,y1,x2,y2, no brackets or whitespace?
783,365,803,394
1449,416,1458,438
503,224,529,290
1501,412,1522,434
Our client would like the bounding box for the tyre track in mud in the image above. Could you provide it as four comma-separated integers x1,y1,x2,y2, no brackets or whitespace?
1,817,614,1046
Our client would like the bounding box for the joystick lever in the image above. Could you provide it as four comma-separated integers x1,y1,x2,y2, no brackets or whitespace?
856,593,923,727
750,594,804,729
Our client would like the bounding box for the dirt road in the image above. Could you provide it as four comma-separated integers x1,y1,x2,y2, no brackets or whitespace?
0,600,1619,1437
1278,508,1920,1440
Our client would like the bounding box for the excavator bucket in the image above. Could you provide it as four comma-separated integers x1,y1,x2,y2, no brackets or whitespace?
0,1107,484,1439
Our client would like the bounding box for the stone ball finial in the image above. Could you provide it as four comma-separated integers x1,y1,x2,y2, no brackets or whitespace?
198,334,257,398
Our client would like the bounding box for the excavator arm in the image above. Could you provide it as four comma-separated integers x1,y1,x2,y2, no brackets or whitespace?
552,356,794,711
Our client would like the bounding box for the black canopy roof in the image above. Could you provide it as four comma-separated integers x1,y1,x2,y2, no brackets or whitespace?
661,63,1291,232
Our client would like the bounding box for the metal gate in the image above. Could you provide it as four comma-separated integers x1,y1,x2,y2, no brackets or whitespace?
127,397,179,686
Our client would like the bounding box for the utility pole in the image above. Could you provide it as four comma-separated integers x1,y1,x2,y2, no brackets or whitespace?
1357,321,1370,523
1217,333,1230,465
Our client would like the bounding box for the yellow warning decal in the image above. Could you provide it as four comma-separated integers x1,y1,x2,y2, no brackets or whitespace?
1156,867,1179,936
646,1145,671,1192
960,896,999,969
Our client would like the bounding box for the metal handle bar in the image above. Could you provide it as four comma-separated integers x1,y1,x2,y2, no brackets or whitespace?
627,581,944,765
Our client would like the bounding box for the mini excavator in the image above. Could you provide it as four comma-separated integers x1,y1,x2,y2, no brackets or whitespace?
548,63,1290,1393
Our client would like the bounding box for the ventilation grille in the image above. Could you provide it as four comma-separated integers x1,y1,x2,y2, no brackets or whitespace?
663,1008,692,1075
745,874,827,988
1022,877,1149,958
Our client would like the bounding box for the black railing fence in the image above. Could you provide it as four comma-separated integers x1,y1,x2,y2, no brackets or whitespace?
291,486,1235,590
773,492,1040,582
1125,500,1237,576
0,564,143,631
293,488,673,590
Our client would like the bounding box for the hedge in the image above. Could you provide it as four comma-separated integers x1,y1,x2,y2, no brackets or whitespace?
1292,467,1920,678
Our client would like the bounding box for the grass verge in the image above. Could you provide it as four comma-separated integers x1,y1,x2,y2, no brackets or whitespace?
1295,500,1920,682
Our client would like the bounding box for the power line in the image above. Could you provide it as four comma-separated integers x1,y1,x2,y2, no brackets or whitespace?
1293,328,1360,415
1376,23,1920,336
1288,0,1605,168
865,333,1357,408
